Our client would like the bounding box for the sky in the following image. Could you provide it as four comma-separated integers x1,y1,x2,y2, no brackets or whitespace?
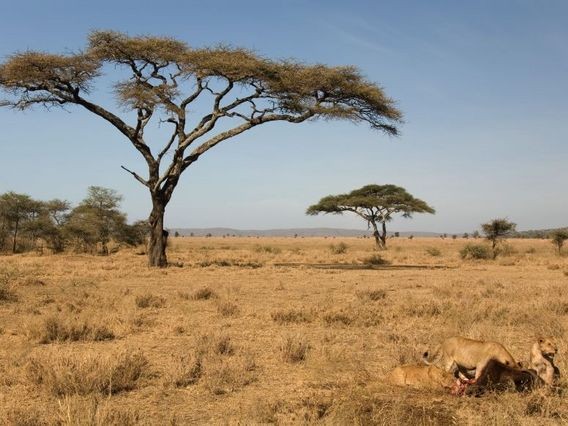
0,0,567,233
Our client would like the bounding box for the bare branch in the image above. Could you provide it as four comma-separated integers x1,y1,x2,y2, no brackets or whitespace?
157,120,179,162
120,165,149,187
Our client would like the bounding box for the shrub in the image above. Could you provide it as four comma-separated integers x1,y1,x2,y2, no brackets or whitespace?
460,243,492,260
280,336,310,363
425,247,441,257
135,293,166,308
329,242,348,254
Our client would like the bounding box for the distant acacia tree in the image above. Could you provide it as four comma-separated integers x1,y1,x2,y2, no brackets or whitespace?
0,31,402,267
306,184,435,249
481,218,516,259
0,192,36,253
64,186,126,254
549,229,568,255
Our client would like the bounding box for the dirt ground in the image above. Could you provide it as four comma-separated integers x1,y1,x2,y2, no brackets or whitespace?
0,237,567,425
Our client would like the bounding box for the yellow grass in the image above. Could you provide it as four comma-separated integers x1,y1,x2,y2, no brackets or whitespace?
0,237,567,424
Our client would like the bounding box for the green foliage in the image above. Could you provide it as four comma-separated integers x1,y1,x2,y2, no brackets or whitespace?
460,243,492,260
307,184,434,249
481,218,517,259
549,229,568,255
0,188,145,255
1,31,403,267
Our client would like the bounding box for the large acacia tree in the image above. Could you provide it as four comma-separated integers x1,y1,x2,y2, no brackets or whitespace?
307,184,435,249
0,31,402,266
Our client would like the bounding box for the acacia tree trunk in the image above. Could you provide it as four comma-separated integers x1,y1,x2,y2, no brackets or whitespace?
370,220,385,250
380,222,388,248
148,195,168,267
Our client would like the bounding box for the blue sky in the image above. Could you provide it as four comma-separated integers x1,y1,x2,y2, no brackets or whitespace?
1,0,567,233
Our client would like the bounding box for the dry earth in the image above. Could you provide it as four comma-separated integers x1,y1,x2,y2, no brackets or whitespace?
0,237,567,425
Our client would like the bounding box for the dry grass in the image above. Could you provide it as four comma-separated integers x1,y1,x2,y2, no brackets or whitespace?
29,315,115,343
26,350,149,396
0,236,567,424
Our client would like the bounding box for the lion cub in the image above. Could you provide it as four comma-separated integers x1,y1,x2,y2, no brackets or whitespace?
423,336,517,380
530,337,560,386
386,364,456,390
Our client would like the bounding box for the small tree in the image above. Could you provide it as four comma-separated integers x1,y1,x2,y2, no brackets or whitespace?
65,186,127,254
549,229,568,255
0,192,36,253
0,31,401,267
306,184,434,250
481,218,516,259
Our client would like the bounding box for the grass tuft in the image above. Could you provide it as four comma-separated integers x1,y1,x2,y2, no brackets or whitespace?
135,293,166,308
280,335,310,363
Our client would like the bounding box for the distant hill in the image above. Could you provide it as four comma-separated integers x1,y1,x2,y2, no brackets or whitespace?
168,226,568,238
169,227,442,237
512,227,568,239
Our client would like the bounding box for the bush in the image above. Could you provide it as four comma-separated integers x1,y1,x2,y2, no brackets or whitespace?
425,247,441,257
460,243,492,260
329,242,348,254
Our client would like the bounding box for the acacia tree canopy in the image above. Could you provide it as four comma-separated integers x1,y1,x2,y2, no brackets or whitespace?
481,218,516,259
0,30,402,266
306,184,435,249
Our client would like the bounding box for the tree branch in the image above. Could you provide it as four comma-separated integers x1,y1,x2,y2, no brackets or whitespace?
120,165,149,187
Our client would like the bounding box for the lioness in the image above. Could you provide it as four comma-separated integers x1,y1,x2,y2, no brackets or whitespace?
465,359,542,396
529,337,560,386
423,336,517,380
386,364,456,390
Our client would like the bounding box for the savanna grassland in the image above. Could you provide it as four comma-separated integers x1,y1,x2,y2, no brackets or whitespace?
0,237,567,425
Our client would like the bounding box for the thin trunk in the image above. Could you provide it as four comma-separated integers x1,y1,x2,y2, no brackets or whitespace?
12,218,19,253
380,221,388,249
370,221,384,250
148,197,168,267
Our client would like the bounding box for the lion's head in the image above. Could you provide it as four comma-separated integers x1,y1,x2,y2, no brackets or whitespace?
537,337,558,359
